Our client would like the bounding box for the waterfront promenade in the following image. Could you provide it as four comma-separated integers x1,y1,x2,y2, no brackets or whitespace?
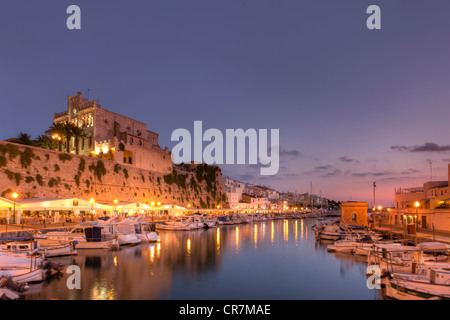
372,223,450,244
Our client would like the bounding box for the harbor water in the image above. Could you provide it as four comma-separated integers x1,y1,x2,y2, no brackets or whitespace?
25,218,381,300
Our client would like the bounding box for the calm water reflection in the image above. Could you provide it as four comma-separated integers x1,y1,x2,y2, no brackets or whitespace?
26,218,380,300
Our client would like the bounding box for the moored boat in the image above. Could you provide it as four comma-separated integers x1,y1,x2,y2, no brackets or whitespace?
383,268,450,300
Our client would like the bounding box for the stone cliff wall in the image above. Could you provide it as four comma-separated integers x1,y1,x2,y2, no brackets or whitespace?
0,141,228,209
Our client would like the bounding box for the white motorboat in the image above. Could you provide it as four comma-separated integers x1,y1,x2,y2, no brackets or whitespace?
156,218,195,231
44,225,119,250
193,213,220,228
186,215,208,229
327,235,375,254
318,225,348,241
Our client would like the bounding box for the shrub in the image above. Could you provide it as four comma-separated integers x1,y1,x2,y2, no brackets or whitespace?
54,164,60,172
59,153,72,162
89,160,107,181
48,178,59,188
25,176,35,183
5,144,20,160
0,155,7,167
36,174,44,186
78,158,86,172
75,173,81,187
19,148,35,168
1,189,13,197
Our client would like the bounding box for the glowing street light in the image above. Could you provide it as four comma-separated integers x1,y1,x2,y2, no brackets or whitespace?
414,201,420,245
9,192,19,232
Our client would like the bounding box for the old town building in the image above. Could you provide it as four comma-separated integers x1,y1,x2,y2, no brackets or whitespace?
53,92,172,174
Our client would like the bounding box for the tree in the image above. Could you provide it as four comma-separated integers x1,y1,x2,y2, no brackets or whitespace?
34,134,57,150
5,132,34,146
70,125,88,155
45,122,66,152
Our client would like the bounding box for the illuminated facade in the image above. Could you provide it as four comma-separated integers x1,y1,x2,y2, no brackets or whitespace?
53,92,172,174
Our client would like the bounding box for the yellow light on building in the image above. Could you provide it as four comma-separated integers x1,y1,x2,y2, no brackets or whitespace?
414,201,420,208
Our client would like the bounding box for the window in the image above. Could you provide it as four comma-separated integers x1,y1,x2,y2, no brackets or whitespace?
130,137,134,145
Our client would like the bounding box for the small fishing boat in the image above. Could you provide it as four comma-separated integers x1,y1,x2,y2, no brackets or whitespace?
327,235,375,254
0,252,45,283
0,240,78,258
318,225,349,241
367,244,450,277
156,218,195,231
384,268,450,300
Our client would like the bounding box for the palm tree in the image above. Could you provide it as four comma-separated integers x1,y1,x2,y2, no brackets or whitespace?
62,122,77,152
5,132,34,145
45,123,66,152
34,134,58,150
70,126,88,155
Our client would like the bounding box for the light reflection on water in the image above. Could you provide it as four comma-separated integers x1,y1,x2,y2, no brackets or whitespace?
26,218,380,300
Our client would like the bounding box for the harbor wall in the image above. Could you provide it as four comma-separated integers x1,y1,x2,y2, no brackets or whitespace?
0,141,228,209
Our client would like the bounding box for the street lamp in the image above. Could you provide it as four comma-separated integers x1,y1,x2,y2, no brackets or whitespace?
90,198,95,214
414,201,420,245
9,192,18,233
113,199,118,214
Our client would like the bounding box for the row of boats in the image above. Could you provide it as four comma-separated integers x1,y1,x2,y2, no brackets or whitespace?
0,215,163,299
314,220,450,300
0,211,331,299
155,212,324,231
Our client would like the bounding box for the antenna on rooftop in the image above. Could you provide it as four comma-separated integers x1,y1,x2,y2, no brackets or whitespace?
428,160,433,181
86,88,90,100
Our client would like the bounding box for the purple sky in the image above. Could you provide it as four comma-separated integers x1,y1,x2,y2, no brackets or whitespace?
1,1,450,206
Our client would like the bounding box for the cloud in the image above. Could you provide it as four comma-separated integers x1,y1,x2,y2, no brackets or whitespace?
391,142,450,152
314,165,333,172
338,156,359,163
322,169,342,178
279,147,302,159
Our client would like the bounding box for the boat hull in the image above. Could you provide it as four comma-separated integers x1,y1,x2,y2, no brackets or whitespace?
0,268,45,283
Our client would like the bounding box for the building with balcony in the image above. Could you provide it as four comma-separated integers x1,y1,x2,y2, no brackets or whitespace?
390,165,450,232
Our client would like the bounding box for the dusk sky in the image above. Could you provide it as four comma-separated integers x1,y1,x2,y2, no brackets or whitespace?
2,1,450,206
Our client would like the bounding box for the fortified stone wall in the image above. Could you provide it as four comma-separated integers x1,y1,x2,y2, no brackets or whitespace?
0,141,228,209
